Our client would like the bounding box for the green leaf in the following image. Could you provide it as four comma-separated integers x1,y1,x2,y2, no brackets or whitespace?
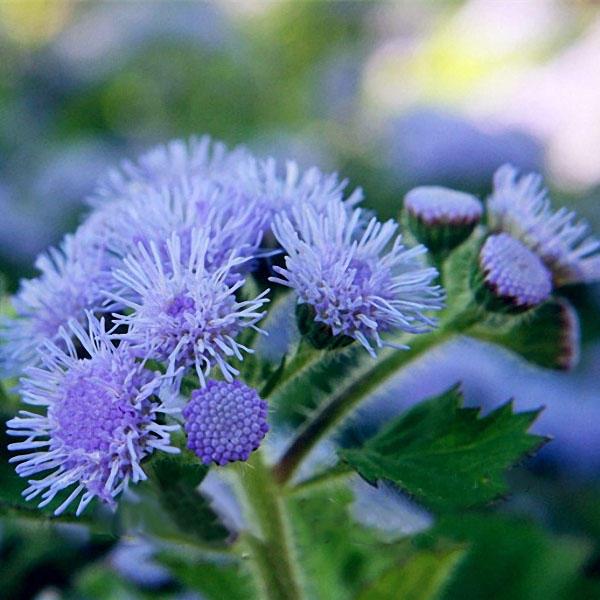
148,452,230,546
471,298,580,371
418,514,592,600
289,483,409,600
355,546,466,600
339,385,546,512
159,551,256,600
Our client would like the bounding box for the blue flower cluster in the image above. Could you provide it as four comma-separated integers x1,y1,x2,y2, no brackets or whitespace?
0,136,387,514
3,134,595,517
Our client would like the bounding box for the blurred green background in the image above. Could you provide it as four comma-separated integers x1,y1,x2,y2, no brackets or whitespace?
1,2,600,598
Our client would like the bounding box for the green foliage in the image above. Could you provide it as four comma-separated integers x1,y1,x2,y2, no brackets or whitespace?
471,298,580,371
159,551,256,600
148,452,230,546
340,385,546,512
418,514,593,600
289,483,408,600
355,546,466,600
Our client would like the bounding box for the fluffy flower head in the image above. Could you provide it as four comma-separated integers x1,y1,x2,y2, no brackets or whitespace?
6,315,178,515
271,201,444,356
91,179,267,280
488,164,600,285
1,227,112,374
110,229,269,384
235,156,363,229
93,135,248,202
183,380,269,466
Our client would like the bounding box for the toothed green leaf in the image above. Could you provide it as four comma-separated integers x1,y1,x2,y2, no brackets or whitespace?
340,385,546,512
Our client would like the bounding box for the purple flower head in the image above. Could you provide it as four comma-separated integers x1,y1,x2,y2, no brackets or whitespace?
92,178,267,281
270,201,444,356
92,135,249,203
6,315,179,516
1,225,113,375
488,164,600,285
405,186,482,227
109,229,269,384
477,233,553,311
183,380,269,466
235,156,363,232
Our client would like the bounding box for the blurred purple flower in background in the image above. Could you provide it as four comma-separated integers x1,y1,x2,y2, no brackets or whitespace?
382,108,544,189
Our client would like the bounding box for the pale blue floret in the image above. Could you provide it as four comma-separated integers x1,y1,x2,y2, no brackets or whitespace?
108,229,270,385
234,155,363,228
270,201,444,356
90,178,268,280
92,135,249,203
488,164,600,285
6,314,179,516
0,225,114,375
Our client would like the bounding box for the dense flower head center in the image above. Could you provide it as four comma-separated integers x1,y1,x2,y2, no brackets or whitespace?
150,285,241,363
183,380,269,465
165,293,196,318
479,233,552,309
51,358,150,456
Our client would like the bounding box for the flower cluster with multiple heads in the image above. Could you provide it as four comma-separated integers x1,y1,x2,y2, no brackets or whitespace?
1,131,598,517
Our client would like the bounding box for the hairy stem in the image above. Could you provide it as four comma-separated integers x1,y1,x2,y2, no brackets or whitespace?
273,307,480,485
262,338,323,399
236,451,305,600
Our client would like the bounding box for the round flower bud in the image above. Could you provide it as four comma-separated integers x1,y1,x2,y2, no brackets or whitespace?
405,186,482,255
183,380,269,466
472,233,552,313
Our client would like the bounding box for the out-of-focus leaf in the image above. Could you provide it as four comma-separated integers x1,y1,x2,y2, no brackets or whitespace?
148,452,230,546
355,546,465,600
158,551,256,600
418,514,592,600
289,483,410,600
340,385,546,512
72,564,157,600
471,298,580,370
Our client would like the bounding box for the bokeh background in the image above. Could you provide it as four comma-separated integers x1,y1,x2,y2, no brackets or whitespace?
1,1,600,598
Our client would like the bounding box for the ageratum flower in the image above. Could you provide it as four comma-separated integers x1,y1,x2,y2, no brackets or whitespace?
6,315,179,516
0,225,113,375
183,380,269,466
92,135,249,203
488,164,600,285
270,201,444,356
110,229,269,384
235,156,363,229
92,179,267,280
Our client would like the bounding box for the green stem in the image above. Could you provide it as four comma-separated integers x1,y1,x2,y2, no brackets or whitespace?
262,338,323,399
272,306,480,485
235,451,305,600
